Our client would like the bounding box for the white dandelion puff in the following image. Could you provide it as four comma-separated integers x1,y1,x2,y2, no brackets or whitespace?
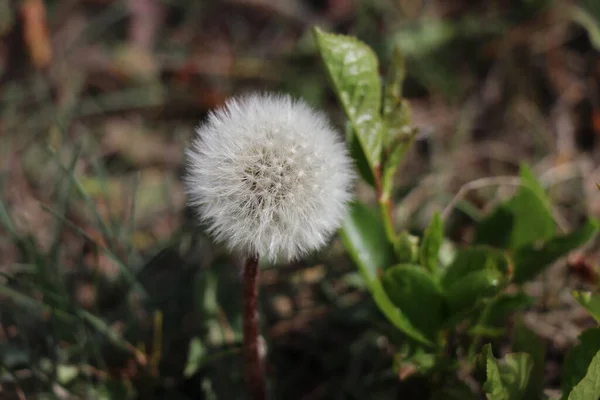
185,92,354,262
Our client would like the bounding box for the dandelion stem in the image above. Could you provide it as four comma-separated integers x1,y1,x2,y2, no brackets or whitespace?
243,255,266,400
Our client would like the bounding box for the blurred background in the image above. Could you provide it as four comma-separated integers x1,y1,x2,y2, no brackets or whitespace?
1,0,600,398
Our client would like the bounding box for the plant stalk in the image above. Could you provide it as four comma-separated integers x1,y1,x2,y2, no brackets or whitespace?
243,255,266,400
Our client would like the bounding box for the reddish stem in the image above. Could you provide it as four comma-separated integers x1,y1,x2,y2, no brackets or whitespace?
243,255,266,400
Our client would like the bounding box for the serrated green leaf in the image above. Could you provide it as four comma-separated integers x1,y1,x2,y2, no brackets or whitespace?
382,264,447,340
481,344,533,400
513,219,599,283
568,350,600,400
441,246,511,289
314,28,384,169
475,164,555,250
562,329,600,399
419,211,443,275
573,291,600,324
513,321,546,400
340,201,432,345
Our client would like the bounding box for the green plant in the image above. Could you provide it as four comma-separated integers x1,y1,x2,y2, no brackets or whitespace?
314,27,600,398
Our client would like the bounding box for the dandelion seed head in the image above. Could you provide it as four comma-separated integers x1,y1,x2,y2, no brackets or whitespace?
185,92,354,262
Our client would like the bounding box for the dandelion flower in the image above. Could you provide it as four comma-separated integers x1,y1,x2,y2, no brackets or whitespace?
185,92,354,262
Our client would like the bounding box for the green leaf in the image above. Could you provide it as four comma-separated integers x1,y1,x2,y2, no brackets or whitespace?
444,269,504,315
341,201,395,278
562,328,600,399
381,46,417,196
381,127,417,197
383,45,406,118
382,264,447,340
475,164,555,250
393,231,419,264
314,27,384,169
513,219,599,283
513,321,546,400
478,292,534,328
347,123,376,187
573,291,600,324
184,337,207,378
419,211,443,275
481,344,533,400
570,3,600,51
568,350,600,400
441,246,511,289
340,201,432,345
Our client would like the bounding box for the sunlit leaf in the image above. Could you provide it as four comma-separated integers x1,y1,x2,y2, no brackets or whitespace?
314,28,384,170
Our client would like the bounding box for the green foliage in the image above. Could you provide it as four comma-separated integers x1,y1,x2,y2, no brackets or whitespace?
314,28,384,170
573,291,600,324
340,201,431,345
562,329,600,399
513,220,599,283
419,211,443,275
475,165,555,250
479,344,533,400
512,322,546,399
567,350,600,400
315,27,600,400
382,264,446,341
474,165,598,284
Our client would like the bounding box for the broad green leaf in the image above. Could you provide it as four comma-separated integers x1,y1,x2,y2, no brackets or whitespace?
340,201,432,345
513,220,599,283
513,321,546,400
419,211,443,275
444,269,504,315
340,201,394,278
573,291,600,324
479,292,534,328
382,264,447,340
347,123,376,187
441,246,511,289
568,350,600,400
562,328,600,399
481,344,533,400
314,28,384,169
475,164,555,250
